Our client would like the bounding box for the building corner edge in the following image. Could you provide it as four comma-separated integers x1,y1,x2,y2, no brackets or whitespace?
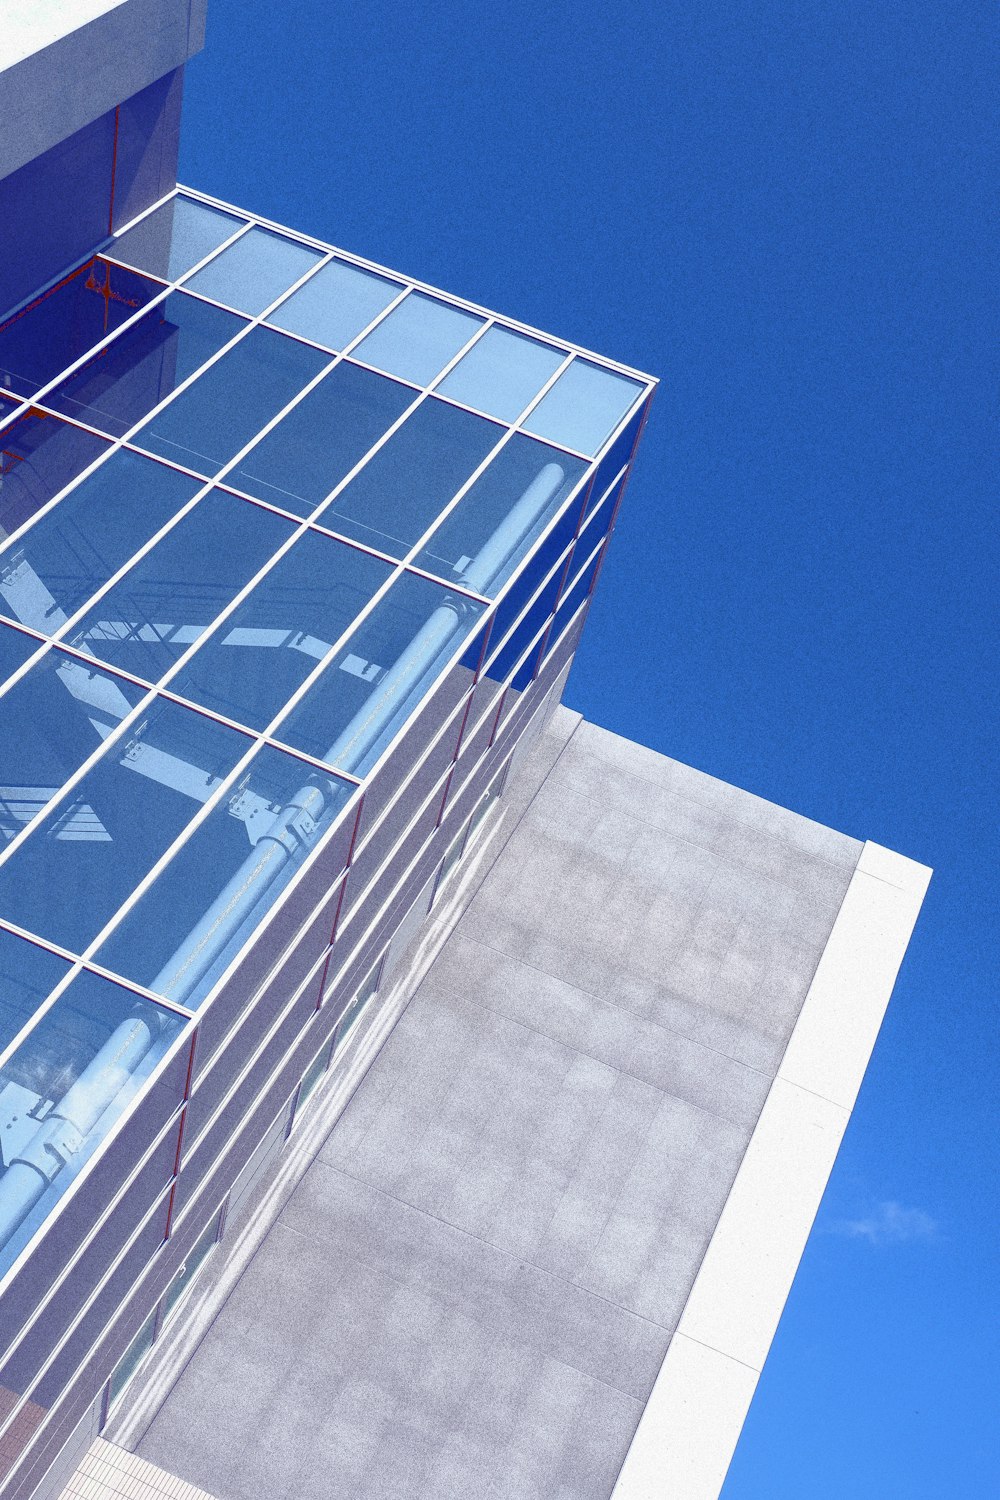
607,839,932,1500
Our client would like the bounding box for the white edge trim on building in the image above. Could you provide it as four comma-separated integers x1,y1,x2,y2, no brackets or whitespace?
609,838,932,1500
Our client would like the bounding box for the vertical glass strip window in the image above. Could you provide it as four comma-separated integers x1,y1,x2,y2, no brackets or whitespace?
351,293,485,387
183,228,323,317
522,359,646,457
109,197,246,282
267,259,405,352
436,326,565,423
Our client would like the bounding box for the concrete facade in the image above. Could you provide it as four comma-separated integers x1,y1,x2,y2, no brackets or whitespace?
91,702,927,1500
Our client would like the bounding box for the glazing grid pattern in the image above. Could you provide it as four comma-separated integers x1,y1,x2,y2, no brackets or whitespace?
0,183,653,1454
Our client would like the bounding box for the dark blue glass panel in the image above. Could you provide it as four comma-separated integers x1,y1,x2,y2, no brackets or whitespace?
0,394,16,418
98,742,356,1009
437,326,565,423
0,697,249,954
132,326,329,474
185,228,323,317
549,546,603,644
0,449,201,633
353,293,484,387
0,262,164,399
0,621,39,687
277,571,486,777
0,927,69,1052
413,432,587,597
171,530,391,731
320,395,501,559
484,565,564,687
110,197,245,282
585,402,643,521
267,259,404,352
0,411,109,542
229,360,414,519
523,359,646,458
0,970,185,1278
45,291,245,439
484,498,580,656
66,491,294,684
0,648,145,847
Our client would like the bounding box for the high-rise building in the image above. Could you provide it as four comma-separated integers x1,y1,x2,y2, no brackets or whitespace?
0,8,929,1500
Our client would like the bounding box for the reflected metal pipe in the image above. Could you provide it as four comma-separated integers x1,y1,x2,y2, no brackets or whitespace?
145,459,567,1007
0,456,572,1254
0,1015,156,1251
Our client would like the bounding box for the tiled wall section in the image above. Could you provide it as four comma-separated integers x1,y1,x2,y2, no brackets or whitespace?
59,1438,216,1500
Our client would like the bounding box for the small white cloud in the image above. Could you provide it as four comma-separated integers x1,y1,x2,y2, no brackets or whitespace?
826,1200,938,1246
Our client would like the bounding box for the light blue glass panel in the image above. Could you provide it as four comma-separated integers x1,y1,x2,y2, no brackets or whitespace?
0,697,250,954
522,359,646,457
171,529,391,731
110,197,245,282
0,410,109,543
66,490,294,684
99,742,357,1008
267,259,404,352
436,326,565,423
352,293,484,387
185,228,323,317
0,925,68,1052
0,450,202,632
0,969,185,1278
277,570,486,778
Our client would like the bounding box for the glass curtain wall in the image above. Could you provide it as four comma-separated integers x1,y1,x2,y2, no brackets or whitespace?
0,185,653,1497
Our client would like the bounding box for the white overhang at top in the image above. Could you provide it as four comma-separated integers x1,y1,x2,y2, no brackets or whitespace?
0,0,206,181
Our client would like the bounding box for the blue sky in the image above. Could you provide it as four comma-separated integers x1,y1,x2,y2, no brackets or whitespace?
181,3,996,1493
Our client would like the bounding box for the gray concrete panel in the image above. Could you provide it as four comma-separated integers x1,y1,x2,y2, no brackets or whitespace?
136,709,862,1500
0,0,205,181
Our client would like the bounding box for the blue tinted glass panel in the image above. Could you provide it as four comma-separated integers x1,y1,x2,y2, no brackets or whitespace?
0,621,40,686
0,926,68,1052
46,291,245,438
277,571,486,777
267,259,404,351
436,326,565,423
320,396,501,558
110,197,245,282
0,411,109,542
550,547,602,642
185,228,323,317
0,698,249,953
66,491,294,683
412,432,587,597
0,261,164,399
0,450,201,633
99,743,356,1007
523,359,646,457
172,530,390,731
0,649,145,844
483,492,582,651
133,326,329,474
229,361,413,519
0,971,185,1277
352,293,484,387
585,403,643,520
485,567,563,686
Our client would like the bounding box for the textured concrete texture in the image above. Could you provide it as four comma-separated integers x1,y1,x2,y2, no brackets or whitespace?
137,708,862,1500
0,0,205,180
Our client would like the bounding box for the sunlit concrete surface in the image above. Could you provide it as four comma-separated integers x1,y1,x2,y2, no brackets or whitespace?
132,706,883,1500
